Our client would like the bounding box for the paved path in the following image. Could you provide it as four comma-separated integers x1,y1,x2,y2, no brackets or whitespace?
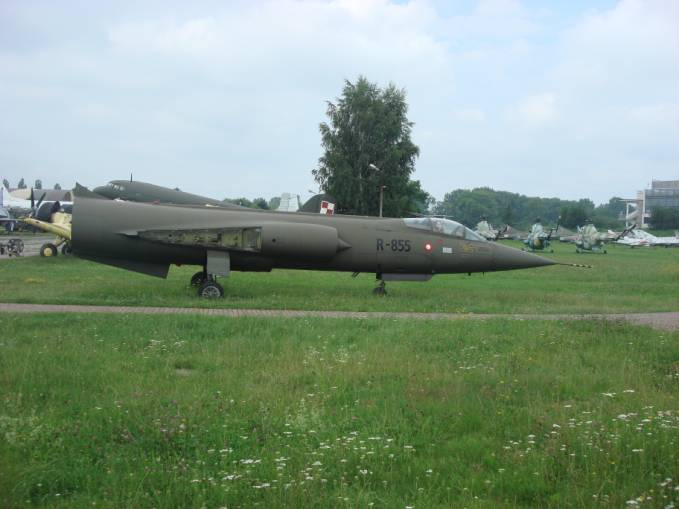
1,303,679,330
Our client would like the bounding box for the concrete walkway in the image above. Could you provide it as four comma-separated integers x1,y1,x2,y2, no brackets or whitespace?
1,303,679,330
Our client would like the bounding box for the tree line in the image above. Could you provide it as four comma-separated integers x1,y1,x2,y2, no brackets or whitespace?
434,188,628,230
4,178,62,190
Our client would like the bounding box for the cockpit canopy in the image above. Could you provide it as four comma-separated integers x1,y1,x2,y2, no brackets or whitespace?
403,217,486,242
107,183,125,192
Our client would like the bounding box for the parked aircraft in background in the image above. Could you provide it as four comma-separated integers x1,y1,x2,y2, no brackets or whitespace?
523,218,559,253
0,203,17,232
615,229,679,247
1,180,33,212
94,179,336,214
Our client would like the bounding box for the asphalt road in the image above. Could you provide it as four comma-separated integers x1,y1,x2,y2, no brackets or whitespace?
1,303,678,330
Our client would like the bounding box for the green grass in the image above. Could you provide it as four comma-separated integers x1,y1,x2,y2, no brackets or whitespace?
1,314,677,508
0,242,677,313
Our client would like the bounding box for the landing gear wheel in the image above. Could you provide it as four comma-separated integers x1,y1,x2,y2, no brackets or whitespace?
603,249,607,254
373,281,387,296
190,271,207,286
40,243,58,257
198,280,224,298
61,243,72,255
576,248,581,253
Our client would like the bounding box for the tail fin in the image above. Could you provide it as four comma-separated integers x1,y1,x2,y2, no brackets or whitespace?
301,194,337,214
0,178,8,207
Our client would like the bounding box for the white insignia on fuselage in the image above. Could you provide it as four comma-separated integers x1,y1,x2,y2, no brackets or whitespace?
442,247,453,254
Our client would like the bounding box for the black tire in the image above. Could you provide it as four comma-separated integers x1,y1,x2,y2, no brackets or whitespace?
372,286,387,296
198,280,224,298
8,239,23,256
40,243,58,257
190,271,206,286
61,243,72,255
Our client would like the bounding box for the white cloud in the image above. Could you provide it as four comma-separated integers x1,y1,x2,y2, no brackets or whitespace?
516,93,557,126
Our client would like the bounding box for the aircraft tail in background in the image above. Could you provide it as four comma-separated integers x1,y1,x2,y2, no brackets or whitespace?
300,194,336,215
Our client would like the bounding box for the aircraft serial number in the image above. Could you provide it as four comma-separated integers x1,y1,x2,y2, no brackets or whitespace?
377,239,411,252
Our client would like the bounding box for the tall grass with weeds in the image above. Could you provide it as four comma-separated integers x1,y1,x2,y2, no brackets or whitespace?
1,314,677,507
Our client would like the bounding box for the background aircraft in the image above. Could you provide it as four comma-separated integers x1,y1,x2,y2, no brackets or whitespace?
1,181,33,212
523,218,559,253
0,204,17,233
93,179,336,214
616,229,679,247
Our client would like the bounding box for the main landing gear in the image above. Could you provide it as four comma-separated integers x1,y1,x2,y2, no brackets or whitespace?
40,239,71,257
191,270,225,298
191,250,230,298
198,277,224,298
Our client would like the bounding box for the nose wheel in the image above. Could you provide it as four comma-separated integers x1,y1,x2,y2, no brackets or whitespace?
373,279,387,296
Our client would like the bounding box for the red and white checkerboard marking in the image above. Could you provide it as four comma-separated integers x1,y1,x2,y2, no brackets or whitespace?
320,201,335,215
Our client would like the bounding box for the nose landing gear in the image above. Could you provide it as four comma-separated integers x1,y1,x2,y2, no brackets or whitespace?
373,278,387,296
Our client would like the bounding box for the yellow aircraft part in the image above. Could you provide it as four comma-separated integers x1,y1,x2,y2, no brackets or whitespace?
22,217,72,240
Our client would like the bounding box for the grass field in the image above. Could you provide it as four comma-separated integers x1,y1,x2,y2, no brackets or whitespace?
1,313,677,508
0,242,677,313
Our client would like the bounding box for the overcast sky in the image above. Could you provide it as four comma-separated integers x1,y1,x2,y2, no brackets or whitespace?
1,0,677,204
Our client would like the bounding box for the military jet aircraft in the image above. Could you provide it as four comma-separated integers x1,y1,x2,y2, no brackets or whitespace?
70,184,563,297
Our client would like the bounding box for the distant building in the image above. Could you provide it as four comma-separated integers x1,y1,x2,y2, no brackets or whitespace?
623,180,679,228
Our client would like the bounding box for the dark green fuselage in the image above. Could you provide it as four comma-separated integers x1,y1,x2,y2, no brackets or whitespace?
72,195,554,279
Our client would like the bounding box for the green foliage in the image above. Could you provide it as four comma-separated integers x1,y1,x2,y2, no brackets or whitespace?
268,196,281,210
251,197,269,210
17,178,26,189
53,183,62,190
650,206,679,229
222,197,269,210
34,179,42,190
402,179,434,215
435,188,623,229
313,76,421,217
1,314,677,507
559,205,588,228
591,196,627,228
2,178,9,190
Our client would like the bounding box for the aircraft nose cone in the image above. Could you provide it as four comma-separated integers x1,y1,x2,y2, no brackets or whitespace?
492,243,555,271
